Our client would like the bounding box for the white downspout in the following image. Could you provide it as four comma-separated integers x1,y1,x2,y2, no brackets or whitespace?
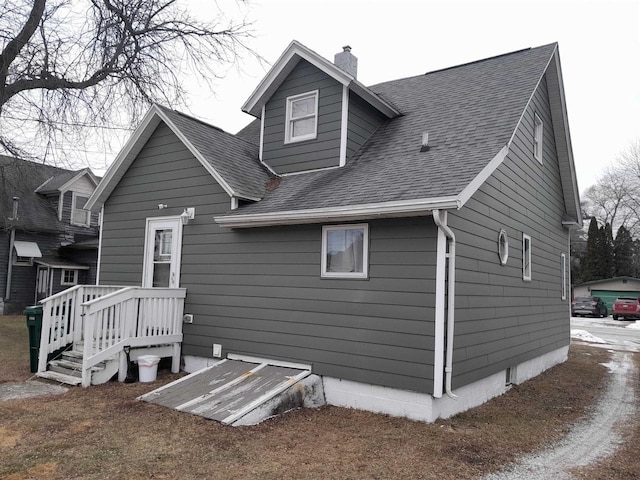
432,209,457,399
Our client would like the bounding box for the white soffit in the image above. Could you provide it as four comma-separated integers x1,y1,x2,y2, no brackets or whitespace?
14,241,42,258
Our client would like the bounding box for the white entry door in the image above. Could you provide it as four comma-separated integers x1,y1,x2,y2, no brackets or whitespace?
143,218,183,288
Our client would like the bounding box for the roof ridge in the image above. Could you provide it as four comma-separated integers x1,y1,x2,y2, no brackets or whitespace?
0,154,73,173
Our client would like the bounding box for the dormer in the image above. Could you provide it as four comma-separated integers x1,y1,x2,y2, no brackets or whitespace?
35,168,100,228
242,41,400,175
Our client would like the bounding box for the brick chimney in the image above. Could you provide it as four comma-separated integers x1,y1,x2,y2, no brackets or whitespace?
334,45,357,78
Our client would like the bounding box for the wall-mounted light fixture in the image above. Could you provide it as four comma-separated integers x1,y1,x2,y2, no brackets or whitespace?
181,207,195,225
420,132,430,152
158,204,168,209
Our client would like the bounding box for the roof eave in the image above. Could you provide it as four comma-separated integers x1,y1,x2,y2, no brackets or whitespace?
214,197,461,228
241,40,400,119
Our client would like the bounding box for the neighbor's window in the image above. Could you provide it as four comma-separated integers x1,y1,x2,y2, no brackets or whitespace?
498,229,509,265
522,233,532,281
321,224,369,278
72,193,90,226
61,269,78,286
13,254,33,266
533,113,543,163
561,253,567,300
285,90,318,144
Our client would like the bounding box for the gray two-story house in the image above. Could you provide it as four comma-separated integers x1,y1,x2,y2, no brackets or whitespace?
1,156,100,314
86,41,581,421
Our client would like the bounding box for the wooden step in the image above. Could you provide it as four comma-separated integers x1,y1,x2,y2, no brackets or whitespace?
36,370,83,386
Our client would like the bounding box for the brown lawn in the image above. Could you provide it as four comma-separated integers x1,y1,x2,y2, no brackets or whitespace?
0,314,637,479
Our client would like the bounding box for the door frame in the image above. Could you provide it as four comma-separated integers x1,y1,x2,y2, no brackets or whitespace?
142,216,184,288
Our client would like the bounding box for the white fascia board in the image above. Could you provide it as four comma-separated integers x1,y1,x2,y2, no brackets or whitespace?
549,50,583,227
242,40,400,119
214,197,460,228
85,106,162,211
34,176,54,193
58,168,99,193
457,145,510,207
242,40,352,117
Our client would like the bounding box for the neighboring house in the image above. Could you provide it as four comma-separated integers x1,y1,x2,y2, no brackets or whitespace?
0,156,100,314
573,276,640,311
85,41,582,421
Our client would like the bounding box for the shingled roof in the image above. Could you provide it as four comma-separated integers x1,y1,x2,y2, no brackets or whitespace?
215,43,581,227
0,156,67,232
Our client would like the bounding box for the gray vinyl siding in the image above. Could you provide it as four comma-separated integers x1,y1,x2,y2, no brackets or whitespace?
262,60,343,174
99,122,439,394
346,93,386,159
449,74,570,389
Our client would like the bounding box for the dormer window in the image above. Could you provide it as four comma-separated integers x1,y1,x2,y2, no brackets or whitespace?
285,90,318,144
72,193,90,226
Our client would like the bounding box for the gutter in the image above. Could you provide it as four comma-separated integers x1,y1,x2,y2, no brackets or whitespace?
432,209,458,399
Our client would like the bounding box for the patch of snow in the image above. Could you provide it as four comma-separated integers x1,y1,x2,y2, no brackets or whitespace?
626,321,640,330
571,329,608,344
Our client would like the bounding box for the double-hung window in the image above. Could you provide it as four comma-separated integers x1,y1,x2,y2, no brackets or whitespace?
533,113,543,163
321,224,369,278
72,193,90,226
285,90,318,144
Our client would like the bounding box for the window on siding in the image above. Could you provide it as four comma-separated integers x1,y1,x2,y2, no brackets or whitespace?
523,233,532,281
533,113,543,164
13,254,33,266
561,253,567,300
285,90,318,144
72,194,90,226
498,229,509,265
321,224,369,278
61,269,78,286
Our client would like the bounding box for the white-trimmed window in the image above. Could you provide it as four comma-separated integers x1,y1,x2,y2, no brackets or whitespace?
498,229,509,265
321,224,369,278
61,269,78,286
561,253,567,300
522,233,532,281
285,90,319,144
533,113,543,163
72,193,90,226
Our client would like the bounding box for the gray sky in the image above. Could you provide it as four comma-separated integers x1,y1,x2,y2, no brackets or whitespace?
172,0,639,195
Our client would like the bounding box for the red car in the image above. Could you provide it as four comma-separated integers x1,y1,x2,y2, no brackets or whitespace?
612,297,640,320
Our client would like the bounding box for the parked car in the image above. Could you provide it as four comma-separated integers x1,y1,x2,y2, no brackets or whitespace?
612,297,640,320
571,296,608,318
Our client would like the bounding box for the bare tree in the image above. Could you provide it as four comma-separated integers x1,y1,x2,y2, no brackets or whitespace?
0,0,256,166
583,140,640,237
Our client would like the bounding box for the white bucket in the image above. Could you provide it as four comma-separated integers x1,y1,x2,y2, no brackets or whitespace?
137,355,160,382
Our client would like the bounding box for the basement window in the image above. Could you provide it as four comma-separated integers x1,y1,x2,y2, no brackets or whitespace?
285,90,318,144
321,224,369,279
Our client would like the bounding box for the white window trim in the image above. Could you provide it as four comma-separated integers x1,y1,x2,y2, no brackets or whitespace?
533,113,543,164
321,223,369,279
561,253,567,300
60,269,78,286
522,233,532,281
13,253,33,266
498,229,509,265
284,90,319,144
71,192,91,227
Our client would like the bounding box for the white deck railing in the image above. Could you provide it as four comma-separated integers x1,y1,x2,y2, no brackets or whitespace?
38,286,186,386
38,285,126,373
81,287,186,386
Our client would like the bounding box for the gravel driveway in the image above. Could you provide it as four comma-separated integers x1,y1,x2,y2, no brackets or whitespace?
484,327,637,479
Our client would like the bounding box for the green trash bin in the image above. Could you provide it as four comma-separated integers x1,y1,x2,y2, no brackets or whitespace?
25,305,43,373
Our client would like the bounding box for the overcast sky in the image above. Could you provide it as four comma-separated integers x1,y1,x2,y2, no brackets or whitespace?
106,0,640,194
